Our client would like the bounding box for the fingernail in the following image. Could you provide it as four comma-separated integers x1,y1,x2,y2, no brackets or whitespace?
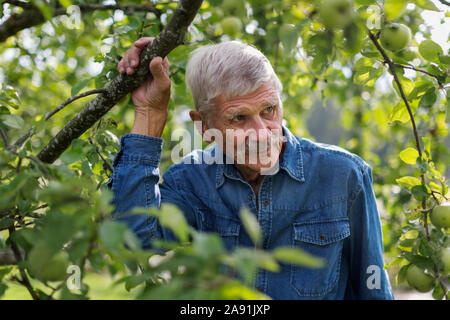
131,60,136,66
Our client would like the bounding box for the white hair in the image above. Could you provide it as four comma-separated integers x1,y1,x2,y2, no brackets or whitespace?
185,40,282,121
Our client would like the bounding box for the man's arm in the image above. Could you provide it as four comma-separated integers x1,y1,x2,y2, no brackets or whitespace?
106,37,195,249
106,134,197,249
345,165,395,299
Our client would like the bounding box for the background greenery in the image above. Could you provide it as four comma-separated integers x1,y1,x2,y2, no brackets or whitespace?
0,0,448,299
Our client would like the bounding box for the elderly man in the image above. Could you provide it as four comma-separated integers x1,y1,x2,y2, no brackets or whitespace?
109,37,394,300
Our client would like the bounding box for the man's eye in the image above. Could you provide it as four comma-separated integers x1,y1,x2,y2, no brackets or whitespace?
264,106,274,113
232,115,244,122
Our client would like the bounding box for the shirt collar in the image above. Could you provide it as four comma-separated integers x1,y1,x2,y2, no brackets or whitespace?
214,125,305,189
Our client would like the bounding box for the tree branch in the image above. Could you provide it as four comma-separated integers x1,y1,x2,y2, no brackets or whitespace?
393,63,443,86
0,127,9,148
368,29,449,300
367,30,422,158
44,88,107,121
7,89,106,154
0,248,22,265
8,226,41,300
36,0,204,164
0,2,163,43
437,0,450,6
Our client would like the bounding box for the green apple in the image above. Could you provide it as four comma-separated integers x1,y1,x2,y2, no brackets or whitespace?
220,16,243,38
441,247,450,275
278,24,298,52
318,0,355,30
221,0,246,19
406,264,434,293
380,23,411,52
430,203,450,228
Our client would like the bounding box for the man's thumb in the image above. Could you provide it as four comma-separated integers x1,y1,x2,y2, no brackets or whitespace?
149,56,164,82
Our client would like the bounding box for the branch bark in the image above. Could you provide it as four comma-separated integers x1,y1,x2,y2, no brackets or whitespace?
36,0,203,164
0,248,23,265
0,1,162,43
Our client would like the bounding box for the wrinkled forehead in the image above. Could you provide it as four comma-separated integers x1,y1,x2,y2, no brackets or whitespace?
213,81,280,113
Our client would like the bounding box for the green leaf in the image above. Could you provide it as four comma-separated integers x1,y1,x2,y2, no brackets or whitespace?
239,207,261,246
384,257,403,269
71,78,91,96
388,101,410,124
58,0,72,9
399,147,419,165
396,176,422,189
407,80,433,101
400,229,419,240
403,253,434,270
415,0,440,12
192,232,224,259
30,0,53,21
419,40,443,63
418,87,437,108
392,75,414,98
0,217,15,230
99,220,128,252
0,283,8,298
397,265,408,285
438,54,450,64
353,65,382,87
273,246,324,268
384,0,407,20
0,114,25,129
411,185,431,200
432,284,445,300
159,203,190,242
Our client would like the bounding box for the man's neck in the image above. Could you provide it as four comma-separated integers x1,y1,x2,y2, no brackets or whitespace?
234,140,287,194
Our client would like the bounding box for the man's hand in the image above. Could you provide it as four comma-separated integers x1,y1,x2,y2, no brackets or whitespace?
118,37,171,137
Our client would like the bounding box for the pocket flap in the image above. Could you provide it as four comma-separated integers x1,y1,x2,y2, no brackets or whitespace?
294,219,350,245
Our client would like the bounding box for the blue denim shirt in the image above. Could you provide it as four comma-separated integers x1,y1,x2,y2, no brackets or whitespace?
107,125,394,300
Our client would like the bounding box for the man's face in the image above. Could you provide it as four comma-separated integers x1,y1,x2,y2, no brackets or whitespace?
209,81,285,174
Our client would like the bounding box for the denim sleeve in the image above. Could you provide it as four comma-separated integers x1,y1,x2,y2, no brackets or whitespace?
345,165,395,300
106,133,196,249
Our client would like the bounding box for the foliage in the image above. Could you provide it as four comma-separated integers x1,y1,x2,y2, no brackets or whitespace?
0,0,449,299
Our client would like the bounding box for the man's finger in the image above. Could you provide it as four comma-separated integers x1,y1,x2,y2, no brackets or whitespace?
124,46,143,74
133,37,154,48
149,56,171,91
117,59,125,73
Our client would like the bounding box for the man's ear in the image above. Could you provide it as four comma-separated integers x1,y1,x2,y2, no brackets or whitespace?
189,110,212,142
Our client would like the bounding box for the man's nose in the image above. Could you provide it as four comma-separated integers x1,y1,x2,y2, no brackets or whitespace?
248,116,271,141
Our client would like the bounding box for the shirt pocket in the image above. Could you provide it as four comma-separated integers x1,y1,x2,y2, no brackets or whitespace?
197,208,241,251
290,218,350,298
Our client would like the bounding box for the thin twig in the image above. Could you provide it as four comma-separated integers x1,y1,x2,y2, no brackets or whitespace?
87,136,113,177
8,88,106,153
0,127,9,148
368,28,448,301
367,30,422,158
393,63,443,86
8,226,41,300
45,89,107,120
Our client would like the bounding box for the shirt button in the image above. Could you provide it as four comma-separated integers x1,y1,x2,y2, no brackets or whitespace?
320,234,326,240
249,195,253,201
263,200,269,206
257,287,263,292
